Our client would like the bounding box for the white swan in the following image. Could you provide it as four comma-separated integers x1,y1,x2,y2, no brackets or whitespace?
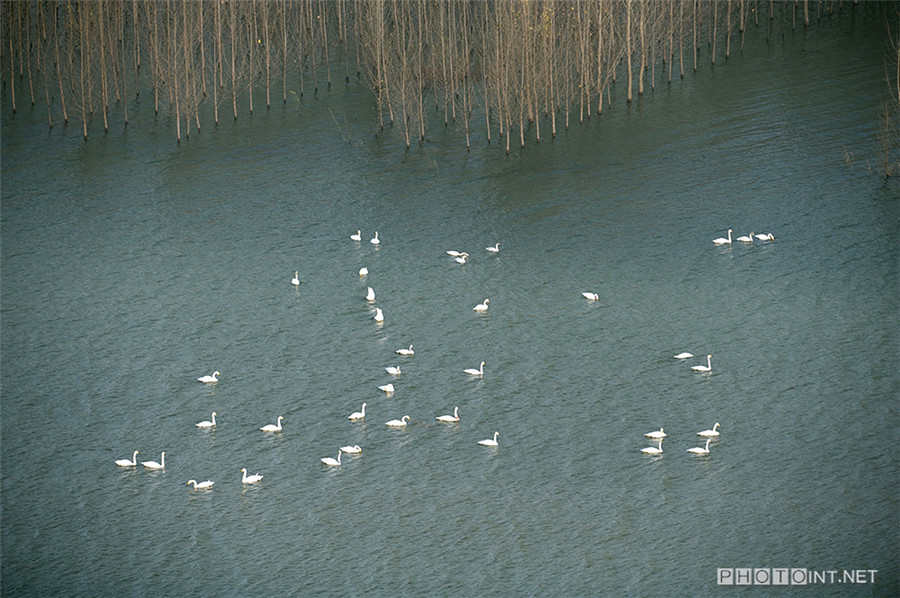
446,250,464,257
187,479,214,490
340,445,362,454
713,229,733,245
197,371,220,383
348,403,367,420
644,428,667,439
641,441,663,455
260,416,284,432
698,422,721,437
359,267,368,277
455,253,469,264
464,361,485,376
321,450,342,466
674,352,694,359
196,412,217,428
351,230,362,241
366,286,375,301
486,243,500,253
141,452,165,469
691,354,712,372
115,450,139,467
378,383,395,394
582,292,599,302
473,299,490,311
478,431,499,446
291,271,300,285
436,406,460,423
754,232,775,241
687,439,712,454
373,307,384,322
395,344,414,356
241,468,263,484
385,415,410,427
370,231,380,245
385,365,402,376
736,232,754,243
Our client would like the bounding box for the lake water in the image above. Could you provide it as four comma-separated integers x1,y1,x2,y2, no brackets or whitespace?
2,8,898,597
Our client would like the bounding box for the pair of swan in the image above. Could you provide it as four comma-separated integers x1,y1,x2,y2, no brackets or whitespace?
436,406,460,423
116,451,139,467
291,271,300,286
187,479,214,490
260,416,284,432
241,468,263,484
478,431,499,447
366,287,375,301
348,403,366,420
196,412,217,428
473,299,490,312
198,371,220,383
373,307,384,322
395,344,414,356
688,439,712,454
464,361,485,377
582,292,599,302
385,415,410,427
321,450,342,466
142,452,166,469
486,243,500,253
385,365,402,376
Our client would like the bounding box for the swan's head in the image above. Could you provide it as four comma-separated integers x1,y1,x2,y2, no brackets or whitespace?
213,371,220,377
403,415,410,423
211,412,217,417
241,468,247,474
361,403,367,408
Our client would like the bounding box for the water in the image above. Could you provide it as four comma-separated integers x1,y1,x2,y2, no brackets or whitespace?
2,10,898,597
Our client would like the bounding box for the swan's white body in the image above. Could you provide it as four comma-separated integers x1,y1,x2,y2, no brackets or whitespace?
260,416,284,432
446,250,463,257
754,232,775,241
340,445,362,454
196,412,217,428
436,406,460,423
241,468,263,484
582,292,599,302
366,286,376,301
385,366,402,376
455,253,469,264
370,231,380,245
473,299,490,311
641,441,663,455
644,428,667,439
713,229,733,245
321,450,342,466
198,371,220,383
395,344,414,356
373,307,384,322
736,232,754,243
674,352,694,359
141,452,166,469
687,439,712,454
486,243,500,253
348,403,367,420
378,383,395,394
359,267,369,277
385,415,410,427
464,361,485,377
691,354,712,372
187,479,214,490
115,451,139,467
291,271,300,285
478,431,500,447
351,230,362,241
698,422,721,437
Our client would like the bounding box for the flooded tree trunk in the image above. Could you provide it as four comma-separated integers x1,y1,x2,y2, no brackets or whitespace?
626,0,633,102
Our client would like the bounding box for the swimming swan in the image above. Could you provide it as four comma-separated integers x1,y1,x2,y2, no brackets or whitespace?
187,479,214,490
260,416,284,432
291,271,300,286
736,232,754,243
366,287,376,301
713,229,733,245
241,468,263,484
473,299,490,311
641,441,663,455
385,415,410,427
198,371,220,383
754,232,775,241
395,344,414,356
378,383,395,394
370,231,380,245
582,292,599,302
196,412,217,428
478,431,500,447
359,267,369,277
373,307,384,322
115,451,139,467
321,450,342,466
385,365,402,376
486,243,500,253
464,361,485,376
436,406,460,423
687,439,712,454
698,422,721,437
691,354,712,373
340,445,362,454
455,253,469,264
446,250,464,257
351,230,362,241
141,452,166,469
348,403,367,420
674,352,694,359
644,428,667,439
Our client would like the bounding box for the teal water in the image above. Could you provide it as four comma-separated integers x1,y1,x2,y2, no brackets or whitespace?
2,9,898,597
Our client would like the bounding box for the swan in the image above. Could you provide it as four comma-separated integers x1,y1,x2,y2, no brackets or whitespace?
365,286,375,301
351,230,362,241
260,416,284,432
321,450,342,466
348,403,367,420
674,352,694,359
698,422,721,437
359,267,369,277
115,450,139,467
736,232,754,243
187,479,214,490
754,232,774,241
373,307,384,322
478,431,499,446
473,299,490,311
291,271,300,286
340,445,362,454
641,441,663,455
141,452,165,469
385,365,402,376
464,361,485,376
378,383,395,394
691,354,712,373
687,439,712,454
196,412,217,428
644,428,667,439
370,231,380,245
486,243,500,253
241,468,263,484
713,229,733,245
582,292,599,302
198,371,220,383
385,415,410,427
454,253,469,264
395,344,414,356
436,406,460,423
446,250,463,257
